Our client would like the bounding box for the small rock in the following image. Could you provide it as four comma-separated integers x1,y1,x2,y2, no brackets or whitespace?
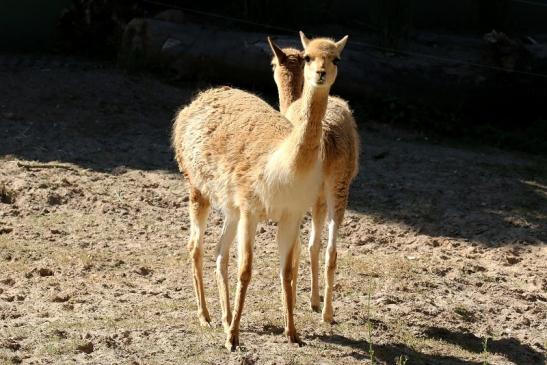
47,193,63,206
259,227,266,234
104,336,117,348
38,268,54,277
53,329,68,338
522,293,543,302
76,341,94,354
462,263,487,274
506,256,521,265
51,294,70,303
0,227,13,234
1,278,15,286
111,166,128,175
135,267,151,276
112,259,125,267
2,339,21,351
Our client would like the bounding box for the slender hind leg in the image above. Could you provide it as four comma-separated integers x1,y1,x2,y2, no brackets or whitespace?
278,214,303,345
187,187,211,327
322,183,349,323
225,211,257,351
308,191,327,312
215,210,239,333
291,236,301,308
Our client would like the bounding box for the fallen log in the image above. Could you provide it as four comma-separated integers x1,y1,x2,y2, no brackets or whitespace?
119,18,547,125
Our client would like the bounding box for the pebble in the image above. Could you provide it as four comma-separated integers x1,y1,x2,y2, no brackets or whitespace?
76,341,94,354
38,268,54,277
47,193,63,206
135,267,152,276
1,278,15,286
51,294,70,303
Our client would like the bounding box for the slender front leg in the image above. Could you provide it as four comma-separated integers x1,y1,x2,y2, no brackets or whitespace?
309,193,326,312
215,210,239,333
187,187,211,327
291,236,301,309
322,185,348,323
225,211,257,351
278,214,303,346
322,217,337,323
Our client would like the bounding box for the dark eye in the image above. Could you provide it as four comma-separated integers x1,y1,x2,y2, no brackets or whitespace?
333,58,340,66
304,55,311,63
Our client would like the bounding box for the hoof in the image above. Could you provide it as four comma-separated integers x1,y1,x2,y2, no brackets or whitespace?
225,334,239,352
322,311,334,324
310,303,321,313
287,333,305,347
198,314,212,328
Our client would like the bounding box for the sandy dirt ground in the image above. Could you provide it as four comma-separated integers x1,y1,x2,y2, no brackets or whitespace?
0,59,546,364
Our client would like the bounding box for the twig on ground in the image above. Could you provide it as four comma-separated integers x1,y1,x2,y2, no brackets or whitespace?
17,162,75,171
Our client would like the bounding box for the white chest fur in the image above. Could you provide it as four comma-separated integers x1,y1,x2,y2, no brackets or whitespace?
258,152,322,221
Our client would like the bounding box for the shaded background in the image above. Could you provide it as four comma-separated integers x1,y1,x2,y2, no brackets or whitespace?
1,0,547,154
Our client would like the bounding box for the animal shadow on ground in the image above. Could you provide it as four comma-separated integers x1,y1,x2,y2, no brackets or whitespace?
251,322,545,364
424,327,546,365
348,128,547,246
310,332,484,365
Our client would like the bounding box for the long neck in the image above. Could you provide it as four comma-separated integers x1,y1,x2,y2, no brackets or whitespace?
277,74,303,115
282,82,329,172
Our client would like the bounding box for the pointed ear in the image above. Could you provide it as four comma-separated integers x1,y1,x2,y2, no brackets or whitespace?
335,35,349,54
299,31,310,49
267,36,287,63
298,50,305,64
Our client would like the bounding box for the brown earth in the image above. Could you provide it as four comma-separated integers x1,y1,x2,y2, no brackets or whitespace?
0,58,546,365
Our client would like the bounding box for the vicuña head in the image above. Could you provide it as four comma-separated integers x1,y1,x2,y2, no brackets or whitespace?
267,38,304,115
299,31,348,89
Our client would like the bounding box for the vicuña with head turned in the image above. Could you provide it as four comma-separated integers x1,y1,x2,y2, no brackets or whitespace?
268,35,359,323
172,31,348,350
